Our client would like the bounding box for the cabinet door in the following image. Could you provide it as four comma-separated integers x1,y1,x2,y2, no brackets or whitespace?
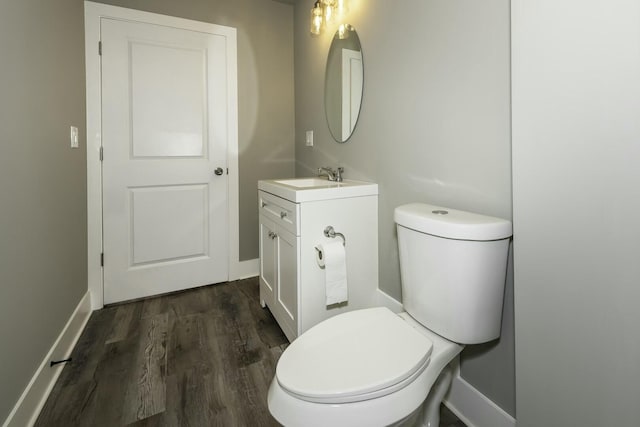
259,215,277,307
276,228,299,337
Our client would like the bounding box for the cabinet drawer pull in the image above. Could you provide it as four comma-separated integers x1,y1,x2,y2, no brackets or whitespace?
268,231,278,239
261,201,267,208
280,211,287,219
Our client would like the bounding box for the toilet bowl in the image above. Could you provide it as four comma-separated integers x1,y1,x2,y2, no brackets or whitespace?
268,308,463,427
268,203,512,426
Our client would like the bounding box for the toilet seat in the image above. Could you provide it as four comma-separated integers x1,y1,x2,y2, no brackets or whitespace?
276,307,433,404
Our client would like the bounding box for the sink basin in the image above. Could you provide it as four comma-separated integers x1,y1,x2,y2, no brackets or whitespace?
259,177,378,203
274,178,338,188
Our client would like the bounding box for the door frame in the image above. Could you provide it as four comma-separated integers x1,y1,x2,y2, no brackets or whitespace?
84,1,240,309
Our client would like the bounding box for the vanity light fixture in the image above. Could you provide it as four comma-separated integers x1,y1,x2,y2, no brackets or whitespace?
310,0,349,36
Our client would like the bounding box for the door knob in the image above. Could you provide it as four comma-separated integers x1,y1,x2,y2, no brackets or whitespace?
214,167,224,176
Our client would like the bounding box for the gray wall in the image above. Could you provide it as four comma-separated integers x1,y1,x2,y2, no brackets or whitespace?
512,1,640,425
293,0,514,415
95,0,296,261
0,0,88,421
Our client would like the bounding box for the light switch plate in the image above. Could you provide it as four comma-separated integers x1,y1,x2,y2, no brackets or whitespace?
70,126,79,148
305,130,314,147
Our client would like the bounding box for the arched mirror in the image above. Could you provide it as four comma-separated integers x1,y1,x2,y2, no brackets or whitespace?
324,25,363,143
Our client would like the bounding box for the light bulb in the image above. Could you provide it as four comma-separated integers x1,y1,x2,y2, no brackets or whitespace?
323,0,335,24
335,0,349,19
310,1,323,35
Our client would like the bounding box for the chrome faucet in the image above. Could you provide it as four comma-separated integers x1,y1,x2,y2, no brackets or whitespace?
317,166,344,182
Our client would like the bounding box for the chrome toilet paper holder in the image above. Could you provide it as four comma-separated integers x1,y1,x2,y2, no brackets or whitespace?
323,226,346,246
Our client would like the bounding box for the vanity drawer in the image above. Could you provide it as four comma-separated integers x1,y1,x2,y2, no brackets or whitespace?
259,191,299,236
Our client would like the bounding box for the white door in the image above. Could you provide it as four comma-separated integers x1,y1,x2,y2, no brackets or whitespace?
101,17,231,304
341,48,363,140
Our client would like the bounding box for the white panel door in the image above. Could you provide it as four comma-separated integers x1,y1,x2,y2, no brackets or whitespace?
101,17,231,304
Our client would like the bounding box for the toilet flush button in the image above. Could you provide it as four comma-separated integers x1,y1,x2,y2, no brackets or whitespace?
432,210,448,215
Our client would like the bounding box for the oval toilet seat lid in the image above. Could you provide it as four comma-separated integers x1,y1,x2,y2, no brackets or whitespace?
276,307,433,404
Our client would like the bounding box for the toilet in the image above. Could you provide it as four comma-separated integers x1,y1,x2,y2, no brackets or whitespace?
268,203,512,427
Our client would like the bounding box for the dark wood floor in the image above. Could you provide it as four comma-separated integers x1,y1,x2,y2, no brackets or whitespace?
36,277,466,426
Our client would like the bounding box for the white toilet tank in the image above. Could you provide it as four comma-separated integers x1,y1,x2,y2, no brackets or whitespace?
394,203,512,344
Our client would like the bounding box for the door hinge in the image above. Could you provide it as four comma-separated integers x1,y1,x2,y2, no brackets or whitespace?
98,41,102,56
99,146,103,161
100,253,104,267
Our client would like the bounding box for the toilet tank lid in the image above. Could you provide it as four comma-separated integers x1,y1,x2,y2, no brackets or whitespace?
394,203,512,241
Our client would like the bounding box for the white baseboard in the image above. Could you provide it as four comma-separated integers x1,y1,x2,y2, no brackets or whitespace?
376,289,403,313
233,258,259,280
443,358,516,427
2,291,92,427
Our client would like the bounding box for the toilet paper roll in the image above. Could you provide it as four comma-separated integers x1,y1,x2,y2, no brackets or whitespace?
315,241,348,305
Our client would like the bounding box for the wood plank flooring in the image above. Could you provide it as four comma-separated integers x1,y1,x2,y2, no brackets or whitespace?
36,277,466,426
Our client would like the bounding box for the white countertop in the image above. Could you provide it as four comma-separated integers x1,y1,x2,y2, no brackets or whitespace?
258,178,378,203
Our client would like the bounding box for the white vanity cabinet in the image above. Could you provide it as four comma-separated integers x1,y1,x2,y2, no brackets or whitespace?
258,178,379,342
258,191,300,340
